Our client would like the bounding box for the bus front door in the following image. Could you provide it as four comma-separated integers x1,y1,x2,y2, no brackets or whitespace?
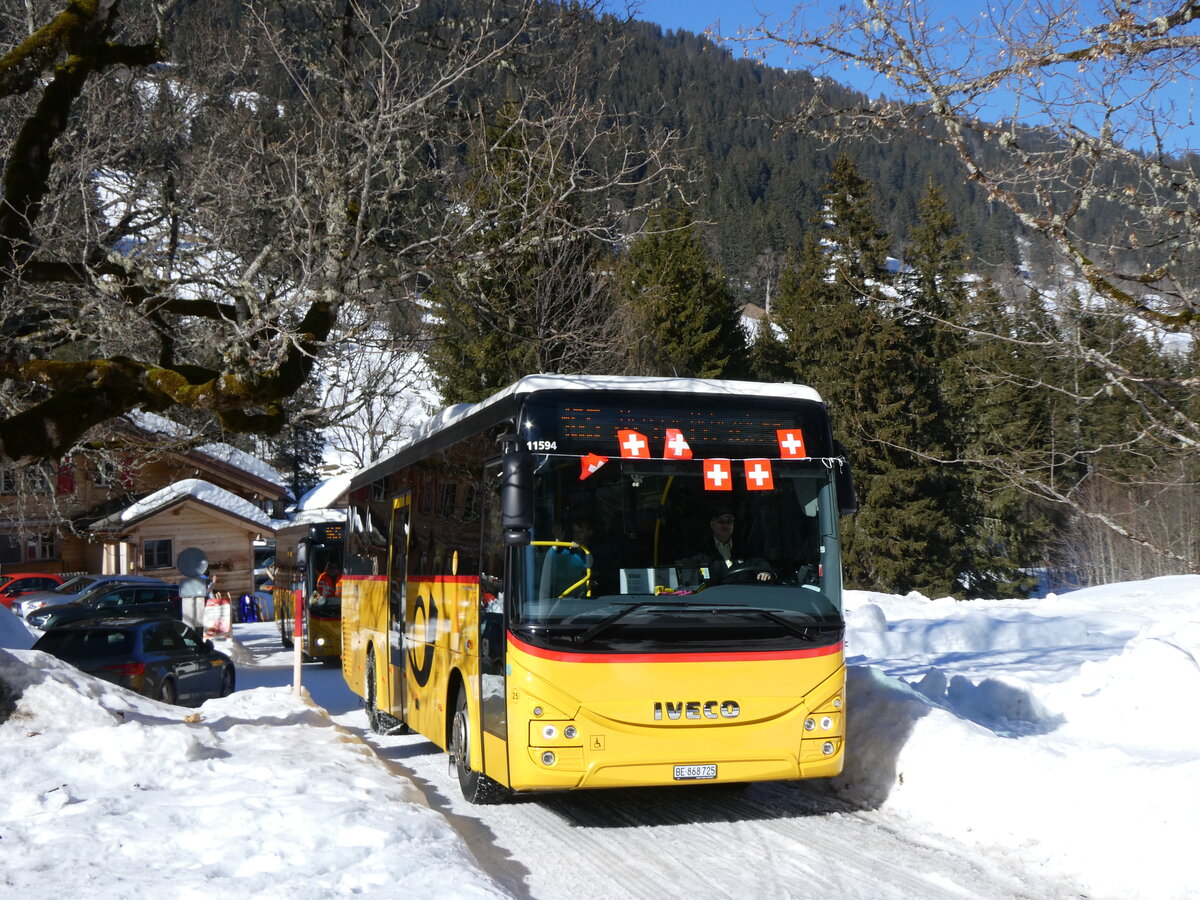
388,494,411,722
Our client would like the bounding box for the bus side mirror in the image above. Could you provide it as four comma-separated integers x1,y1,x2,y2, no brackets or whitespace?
834,441,858,516
501,450,534,545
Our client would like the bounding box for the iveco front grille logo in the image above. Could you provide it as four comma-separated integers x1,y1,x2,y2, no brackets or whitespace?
653,700,740,721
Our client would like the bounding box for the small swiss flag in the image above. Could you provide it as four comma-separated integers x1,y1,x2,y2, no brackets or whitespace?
744,459,775,491
580,453,609,481
617,429,651,458
663,428,693,460
776,428,808,459
703,459,733,491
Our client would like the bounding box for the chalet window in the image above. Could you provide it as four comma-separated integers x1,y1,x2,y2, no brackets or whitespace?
437,482,458,518
93,459,118,487
0,534,20,565
143,539,173,570
0,468,53,493
419,477,433,515
29,464,54,494
463,483,480,521
25,532,57,561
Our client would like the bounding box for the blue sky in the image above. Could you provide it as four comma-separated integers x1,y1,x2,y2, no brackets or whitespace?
623,1,1200,152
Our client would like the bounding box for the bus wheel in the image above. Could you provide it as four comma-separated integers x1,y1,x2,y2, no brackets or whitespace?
450,686,509,804
280,619,293,649
365,650,386,735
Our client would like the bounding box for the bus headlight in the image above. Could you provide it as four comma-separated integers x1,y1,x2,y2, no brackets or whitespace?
564,725,577,740
820,716,833,731
822,742,835,756
804,718,816,731
541,751,556,766
542,724,557,740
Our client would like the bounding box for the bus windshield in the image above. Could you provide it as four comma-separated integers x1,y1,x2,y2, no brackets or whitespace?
511,456,843,653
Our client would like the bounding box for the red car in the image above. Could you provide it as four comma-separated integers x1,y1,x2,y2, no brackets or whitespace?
0,572,66,610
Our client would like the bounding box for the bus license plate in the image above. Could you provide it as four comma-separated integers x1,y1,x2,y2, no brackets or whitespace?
674,764,717,781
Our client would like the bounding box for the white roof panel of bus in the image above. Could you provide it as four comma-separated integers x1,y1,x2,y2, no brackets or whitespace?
351,374,825,487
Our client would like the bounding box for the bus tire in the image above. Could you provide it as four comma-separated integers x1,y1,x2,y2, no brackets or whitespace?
364,648,405,735
365,649,386,734
450,685,509,805
280,619,293,649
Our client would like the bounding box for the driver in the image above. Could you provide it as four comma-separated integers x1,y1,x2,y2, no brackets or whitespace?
698,508,774,583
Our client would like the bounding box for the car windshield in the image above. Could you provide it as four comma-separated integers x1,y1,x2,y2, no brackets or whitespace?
77,583,130,605
34,627,133,656
53,575,96,594
508,456,844,653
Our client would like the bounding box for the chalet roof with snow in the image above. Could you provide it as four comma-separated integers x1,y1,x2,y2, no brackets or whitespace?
124,411,290,499
89,478,278,534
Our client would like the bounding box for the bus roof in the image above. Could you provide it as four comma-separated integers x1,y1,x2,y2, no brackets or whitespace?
348,374,825,491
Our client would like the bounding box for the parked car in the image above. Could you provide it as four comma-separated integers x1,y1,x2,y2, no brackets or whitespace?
0,572,65,609
25,581,181,630
32,616,235,706
16,574,172,619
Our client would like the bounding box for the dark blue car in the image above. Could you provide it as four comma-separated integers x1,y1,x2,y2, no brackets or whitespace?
26,582,180,631
32,616,235,706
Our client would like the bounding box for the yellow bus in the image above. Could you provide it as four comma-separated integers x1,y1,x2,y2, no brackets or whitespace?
341,375,856,803
274,517,345,662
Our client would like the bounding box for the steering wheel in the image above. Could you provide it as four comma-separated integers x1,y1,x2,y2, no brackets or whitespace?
719,562,777,583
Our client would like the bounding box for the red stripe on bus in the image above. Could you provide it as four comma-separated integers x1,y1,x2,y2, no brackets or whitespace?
345,574,480,585
507,631,842,664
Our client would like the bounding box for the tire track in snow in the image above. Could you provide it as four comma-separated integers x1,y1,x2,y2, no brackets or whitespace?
354,723,1085,900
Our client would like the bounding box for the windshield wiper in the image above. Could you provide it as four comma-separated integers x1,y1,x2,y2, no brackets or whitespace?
573,601,691,645
701,607,843,643
752,609,822,642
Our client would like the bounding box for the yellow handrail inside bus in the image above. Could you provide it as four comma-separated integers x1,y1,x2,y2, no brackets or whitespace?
531,540,592,598
652,475,674,567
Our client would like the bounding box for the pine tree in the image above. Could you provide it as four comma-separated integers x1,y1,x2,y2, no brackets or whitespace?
776,163,988,595
748,248,804,383
265,381,329,502
746,314,791,382
785,160,896,590
962,282,1062,593
874,182,986,595
821,155,893,289
613,205,748,379
425,104,617,403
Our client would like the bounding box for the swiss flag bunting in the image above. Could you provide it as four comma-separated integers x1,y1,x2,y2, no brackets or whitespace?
703,458,733,491
580,453,609,481
616,429,651,458
744,459,775,491
776,428,808,459
663,428,693,460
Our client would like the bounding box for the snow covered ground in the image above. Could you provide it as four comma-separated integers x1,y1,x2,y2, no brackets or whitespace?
2,575,1198,898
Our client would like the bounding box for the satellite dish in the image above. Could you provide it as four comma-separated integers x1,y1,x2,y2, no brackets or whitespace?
177,547,209,577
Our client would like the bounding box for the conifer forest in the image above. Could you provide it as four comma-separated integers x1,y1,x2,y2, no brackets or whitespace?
2,0,1197,595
